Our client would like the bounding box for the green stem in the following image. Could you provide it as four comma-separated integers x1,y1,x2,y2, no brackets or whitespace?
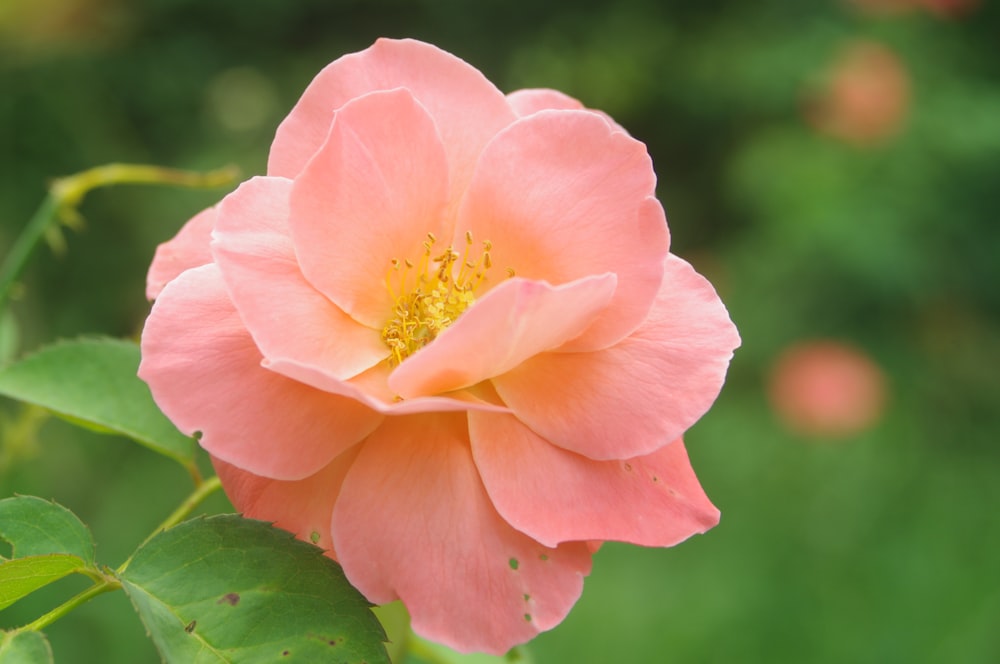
14,475,223,632
20,576,121,633
0,195,59,314
0,163,239,315
117,474,222,574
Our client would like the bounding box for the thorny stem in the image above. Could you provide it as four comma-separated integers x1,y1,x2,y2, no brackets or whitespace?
0,163,239,315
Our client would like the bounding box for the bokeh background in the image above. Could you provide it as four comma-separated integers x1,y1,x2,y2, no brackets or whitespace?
2,0,999,662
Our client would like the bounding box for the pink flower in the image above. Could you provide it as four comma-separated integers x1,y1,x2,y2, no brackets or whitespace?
139,38,740,654
768,340,886,438
805,40,910,147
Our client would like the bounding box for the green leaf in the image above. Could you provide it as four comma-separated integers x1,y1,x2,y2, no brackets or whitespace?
120,515,389,664
0,555,87,611
0,496,95,564
0,337,195,467
0,630,54,664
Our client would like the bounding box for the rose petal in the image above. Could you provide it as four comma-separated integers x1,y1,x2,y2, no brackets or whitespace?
146,206,216,300
269,37,516,215
288,88,451,328
212,175,386,380
212,446,360,555
507,88,585,116
506,88,627,133
332,414,592,654
492,254,740,460
264,357,511,416
459,110,667,350
138,263,383,480
387,273,617,399
470,413,720,547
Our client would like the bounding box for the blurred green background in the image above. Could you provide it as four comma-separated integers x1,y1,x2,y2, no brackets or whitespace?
2,0,999,662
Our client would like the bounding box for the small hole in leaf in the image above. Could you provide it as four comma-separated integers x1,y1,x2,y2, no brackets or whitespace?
524,613,532,622
310,531,321,544
508,558,519,570
523,594,531,602
539,554,549,561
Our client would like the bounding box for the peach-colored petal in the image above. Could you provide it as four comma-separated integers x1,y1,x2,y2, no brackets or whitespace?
506,89,585,116
269,38,516,215
212,445,360,555
212,176,385,380
493,254,739,460
264,357,510,417
470,414,719,547
388,273,617,399
146,206,216,300
139,264,383,480
459,110,667,350
332,414,592,654
506,88,626,133
288,88,450,328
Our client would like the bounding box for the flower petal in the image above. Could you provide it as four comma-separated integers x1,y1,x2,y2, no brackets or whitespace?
288,88,450,328
212,175,385,380
471,413,719,547
212,446,360,555
265,357,511,416
332,414,592,654
458,109,667,350
506,88,627,133
269,38,516,213
138,263,383,480
388,273,617,399
507,88,585,116
146,206,216,300
492,254,740,460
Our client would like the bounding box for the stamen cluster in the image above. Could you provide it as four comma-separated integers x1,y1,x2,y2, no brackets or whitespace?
381,232,495,365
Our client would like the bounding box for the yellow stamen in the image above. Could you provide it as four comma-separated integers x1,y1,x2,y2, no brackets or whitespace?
381,231,509,365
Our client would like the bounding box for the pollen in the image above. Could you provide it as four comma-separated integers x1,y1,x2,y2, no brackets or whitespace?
381,231,501,365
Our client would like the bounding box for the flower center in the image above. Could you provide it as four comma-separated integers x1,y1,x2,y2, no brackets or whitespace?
381,231,503,366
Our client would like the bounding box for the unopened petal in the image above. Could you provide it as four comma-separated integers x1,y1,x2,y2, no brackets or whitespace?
471,413,719,548
493,254,740,460
332,414,592,655
139,264,383,480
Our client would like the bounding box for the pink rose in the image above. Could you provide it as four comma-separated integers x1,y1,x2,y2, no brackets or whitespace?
769,340,886,438
139,38,740,654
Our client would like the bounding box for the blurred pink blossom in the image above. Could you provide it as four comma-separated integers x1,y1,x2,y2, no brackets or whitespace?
139,38,739,654
806,41,910,146
769,340,887,438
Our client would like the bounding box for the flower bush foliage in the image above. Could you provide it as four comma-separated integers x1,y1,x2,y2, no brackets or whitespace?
139,38,740,654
